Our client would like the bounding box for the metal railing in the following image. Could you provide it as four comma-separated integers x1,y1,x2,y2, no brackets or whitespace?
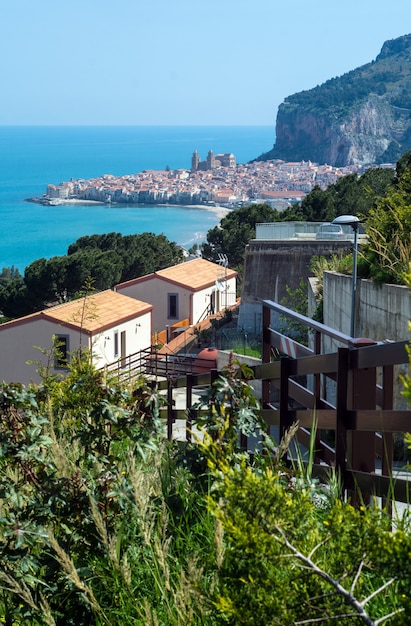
101,346,217,383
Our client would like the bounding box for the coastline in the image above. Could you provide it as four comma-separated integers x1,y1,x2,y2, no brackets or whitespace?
25,197,231,219
25,197,106,206
178,204,231,220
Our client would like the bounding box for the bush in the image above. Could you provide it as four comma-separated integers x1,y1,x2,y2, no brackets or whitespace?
0,356,410,624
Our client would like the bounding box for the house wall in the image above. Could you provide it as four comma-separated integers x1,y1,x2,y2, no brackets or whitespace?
91,311,151,366
0,318,84,385
116,279,192,333
117,276,237,333
0,312,152,386
191,276,237,324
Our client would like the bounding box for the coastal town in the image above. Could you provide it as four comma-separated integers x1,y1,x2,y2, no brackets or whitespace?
33,150,393,210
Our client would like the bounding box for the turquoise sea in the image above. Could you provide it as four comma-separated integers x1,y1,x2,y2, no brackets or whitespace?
0,126,274,272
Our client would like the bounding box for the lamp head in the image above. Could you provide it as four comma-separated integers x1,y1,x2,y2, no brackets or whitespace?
332,215,360,230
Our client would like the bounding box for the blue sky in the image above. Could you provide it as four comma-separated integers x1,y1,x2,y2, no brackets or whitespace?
1,0,410,126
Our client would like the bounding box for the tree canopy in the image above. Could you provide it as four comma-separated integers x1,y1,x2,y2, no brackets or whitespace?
202,204,281,271
359,152,411,284
0,232,183,319
201,167,395,282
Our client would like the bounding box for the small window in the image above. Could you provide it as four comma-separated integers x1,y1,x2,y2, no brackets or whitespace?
114,331,119,358
168,293,178,319
54,334,69,369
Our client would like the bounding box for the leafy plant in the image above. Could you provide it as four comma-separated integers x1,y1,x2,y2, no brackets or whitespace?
201,421,411,625
193,353,265,457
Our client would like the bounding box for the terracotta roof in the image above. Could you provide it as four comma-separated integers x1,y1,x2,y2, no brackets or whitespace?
0,290,152,334
154,258,237,291
116,257,237,292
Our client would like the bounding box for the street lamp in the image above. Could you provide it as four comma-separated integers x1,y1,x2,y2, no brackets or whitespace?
332,215,360,338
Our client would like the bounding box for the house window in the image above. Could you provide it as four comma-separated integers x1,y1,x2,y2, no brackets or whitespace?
114,331,119,358
168,293,178,319
54,334,69,369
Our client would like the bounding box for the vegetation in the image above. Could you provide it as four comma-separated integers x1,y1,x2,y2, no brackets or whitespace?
0,232,183,319
202,203,282,272
0,351,410,625
358,152,411,284
258,33,411,164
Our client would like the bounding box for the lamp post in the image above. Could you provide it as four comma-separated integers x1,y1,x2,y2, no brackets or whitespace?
332,215,360,338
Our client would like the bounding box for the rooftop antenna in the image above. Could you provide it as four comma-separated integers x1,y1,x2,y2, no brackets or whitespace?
216,253,229,308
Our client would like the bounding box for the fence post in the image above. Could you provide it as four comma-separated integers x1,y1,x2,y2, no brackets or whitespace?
335,347,350,490
347,338,377,505
167,378,173,441
279,356,292,452
186,373,193,442
262,304,271,407
381,364,394,477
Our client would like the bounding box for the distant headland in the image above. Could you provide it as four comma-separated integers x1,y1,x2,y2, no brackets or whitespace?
257,34,411,167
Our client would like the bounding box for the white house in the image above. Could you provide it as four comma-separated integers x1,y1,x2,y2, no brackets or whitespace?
0,290,152,385
115,257,237,335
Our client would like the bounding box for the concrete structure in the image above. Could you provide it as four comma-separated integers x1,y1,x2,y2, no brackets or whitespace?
238,239,352,333
319,272,411,409
0,290,152,385
115,258,237,336
323,271,411,342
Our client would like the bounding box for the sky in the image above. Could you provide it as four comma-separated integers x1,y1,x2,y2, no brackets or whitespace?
1,0,411,126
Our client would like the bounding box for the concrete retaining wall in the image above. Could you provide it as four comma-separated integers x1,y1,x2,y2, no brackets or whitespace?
322,272,410,409
323,271,411,342
238,239,352,333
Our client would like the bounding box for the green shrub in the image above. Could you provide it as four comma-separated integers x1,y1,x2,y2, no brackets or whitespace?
0,355,410,625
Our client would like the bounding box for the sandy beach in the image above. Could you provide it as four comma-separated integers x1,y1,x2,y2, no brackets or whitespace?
26,197,231,220
184,204,231,220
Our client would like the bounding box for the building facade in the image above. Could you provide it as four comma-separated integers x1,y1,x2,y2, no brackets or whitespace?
0,290,152,385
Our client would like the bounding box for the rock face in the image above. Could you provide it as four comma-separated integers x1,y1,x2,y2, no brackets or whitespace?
258,34,411,167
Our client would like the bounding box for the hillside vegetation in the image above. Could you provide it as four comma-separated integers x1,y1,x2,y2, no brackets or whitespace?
257,34,411,165
285,34,411,115
0,353,410,624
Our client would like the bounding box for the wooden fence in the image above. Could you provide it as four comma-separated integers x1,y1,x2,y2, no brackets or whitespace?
151,299,411,506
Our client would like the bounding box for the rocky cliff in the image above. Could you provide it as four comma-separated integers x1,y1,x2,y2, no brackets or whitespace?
257,34,411,167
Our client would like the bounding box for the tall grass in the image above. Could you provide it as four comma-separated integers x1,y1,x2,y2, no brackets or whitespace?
0,357,410,625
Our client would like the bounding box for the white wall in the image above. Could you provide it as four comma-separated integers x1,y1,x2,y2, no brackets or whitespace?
0,312,152,386
192,276,237,325
91,311,151,366
117,278,191,332
0,318,84,385
118,275,237,333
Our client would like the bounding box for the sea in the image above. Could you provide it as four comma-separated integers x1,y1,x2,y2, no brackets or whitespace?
0,126,274,272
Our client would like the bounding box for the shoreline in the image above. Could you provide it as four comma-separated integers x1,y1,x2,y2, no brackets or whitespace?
25,197,106,207
25,197,231,219
172,204,231,220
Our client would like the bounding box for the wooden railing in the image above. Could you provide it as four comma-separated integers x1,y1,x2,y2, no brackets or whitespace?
145,300,411,506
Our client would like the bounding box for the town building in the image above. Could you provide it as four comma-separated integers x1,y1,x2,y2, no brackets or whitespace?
191,150,236,172
115,257,237,336
0,290,152,385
